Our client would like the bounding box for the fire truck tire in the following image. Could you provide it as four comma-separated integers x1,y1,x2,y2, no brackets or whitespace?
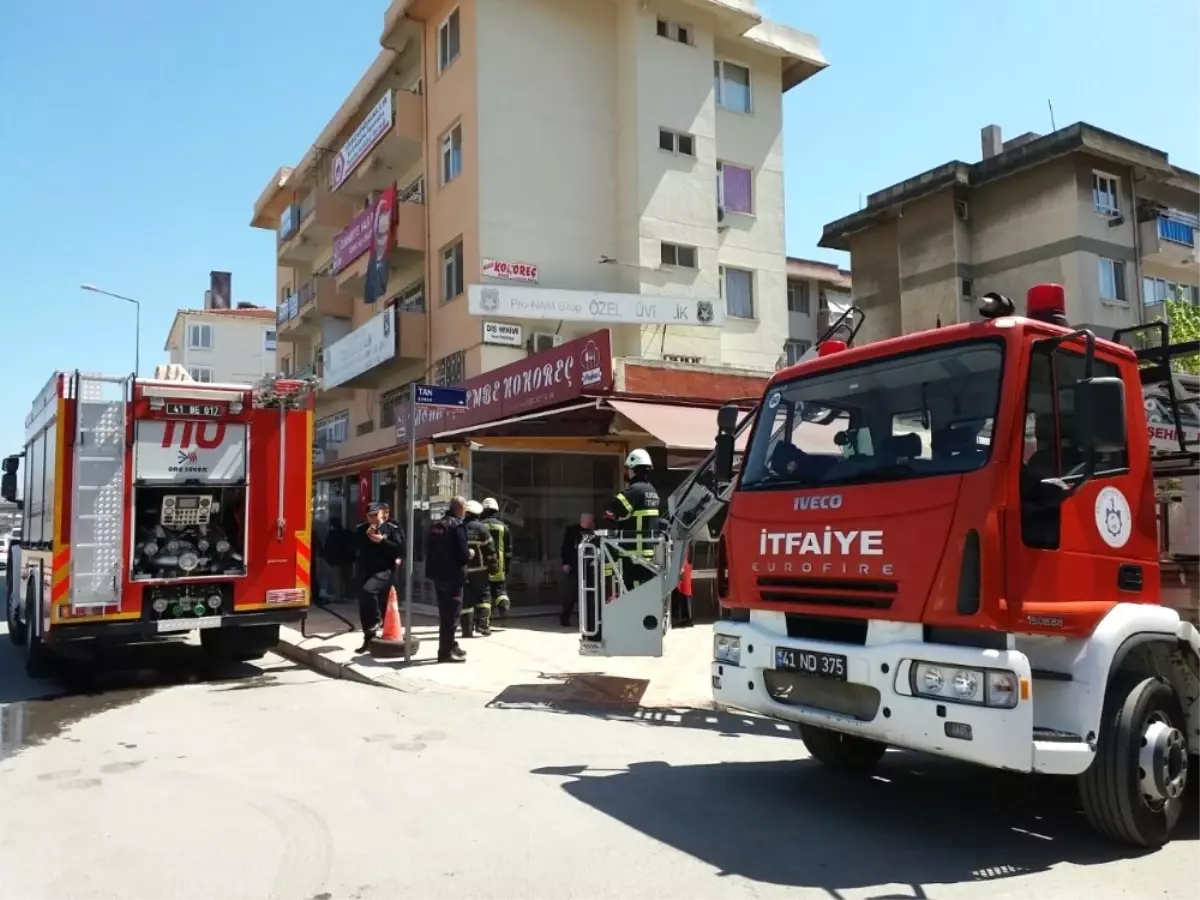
799,724,887,771
23,580,50,678
1079,674,1189,848
7,581,25,646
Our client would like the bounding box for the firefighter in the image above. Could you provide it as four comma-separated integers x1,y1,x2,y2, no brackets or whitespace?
592,449,661,638
424,496,470,663
480,498,512,619
462,500,498,637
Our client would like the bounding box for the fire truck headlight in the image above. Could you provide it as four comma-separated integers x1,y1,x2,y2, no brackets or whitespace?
178,551,200,573
216,540,231,554
144,542,159,557
713,633,741,666
207,594,222,609
911,662,1018,708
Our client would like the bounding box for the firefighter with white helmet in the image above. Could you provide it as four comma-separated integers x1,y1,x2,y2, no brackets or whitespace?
479,497,512,618
461,500,498,637
589,448,661,638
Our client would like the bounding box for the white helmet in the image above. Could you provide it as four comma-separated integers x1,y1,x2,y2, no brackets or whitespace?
625,448,653,469
481,497,500,512
465,500,483,516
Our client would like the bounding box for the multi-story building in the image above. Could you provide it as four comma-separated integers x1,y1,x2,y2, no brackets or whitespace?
250,0,826,610
820,122,1199,344
162,306,278,384
784,256,851,364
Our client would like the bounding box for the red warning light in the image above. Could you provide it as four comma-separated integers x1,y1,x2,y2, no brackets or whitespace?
1026,283,1066,319
818,340,847,357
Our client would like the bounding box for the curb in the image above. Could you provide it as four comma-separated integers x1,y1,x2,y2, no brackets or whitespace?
274,628,412,692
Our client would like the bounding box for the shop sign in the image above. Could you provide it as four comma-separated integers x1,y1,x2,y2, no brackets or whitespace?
481,258,539,283
332,204,377,274
279,204,300,241
482,321,522,347
330,91,394,192
468,283,724,327
395,330,612,443
323,306,395,388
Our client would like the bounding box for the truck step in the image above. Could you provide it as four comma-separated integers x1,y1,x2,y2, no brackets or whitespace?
1032,726,1084,743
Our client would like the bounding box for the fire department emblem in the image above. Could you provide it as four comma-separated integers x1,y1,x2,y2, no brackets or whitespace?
1094,486,1131,549
697,300,715,324
480,287,501,312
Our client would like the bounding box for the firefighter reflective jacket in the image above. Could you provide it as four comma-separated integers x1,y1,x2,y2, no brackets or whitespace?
465,517,498,577
482,514,510,581
604,474,661,559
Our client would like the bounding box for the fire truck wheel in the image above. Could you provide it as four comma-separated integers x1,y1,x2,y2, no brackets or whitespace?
7,583,25,646
1079,674,1189,848
799,724,887,771
23,580,50,678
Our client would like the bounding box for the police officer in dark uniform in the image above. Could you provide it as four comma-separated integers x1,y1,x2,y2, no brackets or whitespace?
480,498,512,619
423,495,471,663
462,500,498,637
354,501,406,652
592,449,661,639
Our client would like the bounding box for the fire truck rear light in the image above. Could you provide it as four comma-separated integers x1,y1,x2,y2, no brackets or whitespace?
149,397,165,410
714,634,741,665
229,400,243,414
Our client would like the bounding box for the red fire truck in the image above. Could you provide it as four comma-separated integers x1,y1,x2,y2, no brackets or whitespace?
3,370,316,676
582,285,1199,847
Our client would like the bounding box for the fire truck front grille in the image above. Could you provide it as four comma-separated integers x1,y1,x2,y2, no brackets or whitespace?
762,670,881,721
142,582,236,623
757,576,896,611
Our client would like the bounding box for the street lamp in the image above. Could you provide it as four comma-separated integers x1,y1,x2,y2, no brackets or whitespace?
80,283,141,376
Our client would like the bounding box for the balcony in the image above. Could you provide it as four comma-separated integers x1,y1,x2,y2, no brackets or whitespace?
1140,213,1198,271
336,88,424,200
276,293,300,340
277,193,356,265
281,276,352,339
394,196,426,255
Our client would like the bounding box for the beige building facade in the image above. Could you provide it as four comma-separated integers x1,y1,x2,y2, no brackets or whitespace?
820,123,1199,345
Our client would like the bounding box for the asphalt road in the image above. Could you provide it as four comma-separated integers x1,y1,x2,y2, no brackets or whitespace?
0,623,1197,900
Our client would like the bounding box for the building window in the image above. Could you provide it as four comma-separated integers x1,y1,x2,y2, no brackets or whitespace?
655,17,691,44
785,340,812,366
188,323,213,350
399,177,425,205
960,278,973,299
442,240,464,301
188,366,213,383
714,59,752,113
658,128,694,157
1143,276,1200,306
660,242,697,269
717,162,753,214
1098,257,1127,302
438,8,460,73
441,124,463,185
379,384,414,429
434,351,466,386
315,411,350,448
721,265,755,318
1092,171,1120,217
264,329,277,353
787,280,810,314
395,278,426,312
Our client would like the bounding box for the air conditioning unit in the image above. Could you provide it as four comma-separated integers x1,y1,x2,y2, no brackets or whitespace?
955,200,969,222
528,332,563,354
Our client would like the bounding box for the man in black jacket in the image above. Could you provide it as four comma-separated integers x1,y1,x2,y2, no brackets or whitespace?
355,502,406,652
559,512,594,626
424,496,471,663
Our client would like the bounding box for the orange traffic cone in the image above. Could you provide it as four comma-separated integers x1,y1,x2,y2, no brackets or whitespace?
380,586,403,641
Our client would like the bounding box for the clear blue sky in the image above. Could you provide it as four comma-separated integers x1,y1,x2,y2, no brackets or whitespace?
1,0,1196,454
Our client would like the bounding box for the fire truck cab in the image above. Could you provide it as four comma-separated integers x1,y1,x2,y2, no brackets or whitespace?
3,370,316,675
581,285,1199,848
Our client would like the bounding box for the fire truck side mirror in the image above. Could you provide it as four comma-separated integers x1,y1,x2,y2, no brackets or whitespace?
714,403,739,483
1074,376,1127,454
2,455,18,475
1,472,16,504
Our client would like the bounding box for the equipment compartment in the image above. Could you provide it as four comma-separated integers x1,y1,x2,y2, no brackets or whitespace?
130,485,247,580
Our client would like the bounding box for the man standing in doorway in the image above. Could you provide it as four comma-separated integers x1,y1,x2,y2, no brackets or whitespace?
559,512,594,627
354,502,405,652
424,496,470,663
480,498,512,619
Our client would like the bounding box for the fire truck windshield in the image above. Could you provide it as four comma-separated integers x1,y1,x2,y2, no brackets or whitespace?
741,339,1004,491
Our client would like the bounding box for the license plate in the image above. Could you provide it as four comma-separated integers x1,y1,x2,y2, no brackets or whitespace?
165,402,224,417
266,588,307,605
157,616,223,633
775,646,847,681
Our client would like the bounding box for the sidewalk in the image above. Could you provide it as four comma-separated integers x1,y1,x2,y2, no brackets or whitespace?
276,600,717,710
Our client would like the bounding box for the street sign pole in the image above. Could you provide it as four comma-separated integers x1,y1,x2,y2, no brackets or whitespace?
403,382,416,663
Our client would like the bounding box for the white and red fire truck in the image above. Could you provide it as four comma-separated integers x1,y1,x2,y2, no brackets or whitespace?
3,369,316,676
582,286,1199,847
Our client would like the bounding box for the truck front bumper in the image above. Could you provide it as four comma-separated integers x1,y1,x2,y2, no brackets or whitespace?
711,618,1093,776
44,608,306,643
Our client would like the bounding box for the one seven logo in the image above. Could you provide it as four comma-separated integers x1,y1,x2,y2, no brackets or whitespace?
177,450,199,464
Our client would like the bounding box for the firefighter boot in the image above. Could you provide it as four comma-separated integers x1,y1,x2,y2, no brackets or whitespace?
476,600,492,636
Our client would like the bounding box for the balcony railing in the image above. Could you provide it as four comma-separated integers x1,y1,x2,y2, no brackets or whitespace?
1158,216,1196,248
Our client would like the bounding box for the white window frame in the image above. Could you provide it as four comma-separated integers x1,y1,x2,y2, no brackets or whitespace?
714,59,752,114
787,281,810,315
442,240,464,302
660,242,698,269
655,17,692,45
1098,257,1127,303
188,366,214,383
438,8,460,74
441,123,463,186
1092,170,1120,217
717,160,754,215
187,323,213,350
315,411,350,448
785,339,812,366
658,128,694,157
719,265,755,318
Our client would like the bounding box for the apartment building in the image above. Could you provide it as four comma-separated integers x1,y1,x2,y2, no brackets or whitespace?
820,122,1200,344
162,306,278,384
250,0,826,611
784,256,851,364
